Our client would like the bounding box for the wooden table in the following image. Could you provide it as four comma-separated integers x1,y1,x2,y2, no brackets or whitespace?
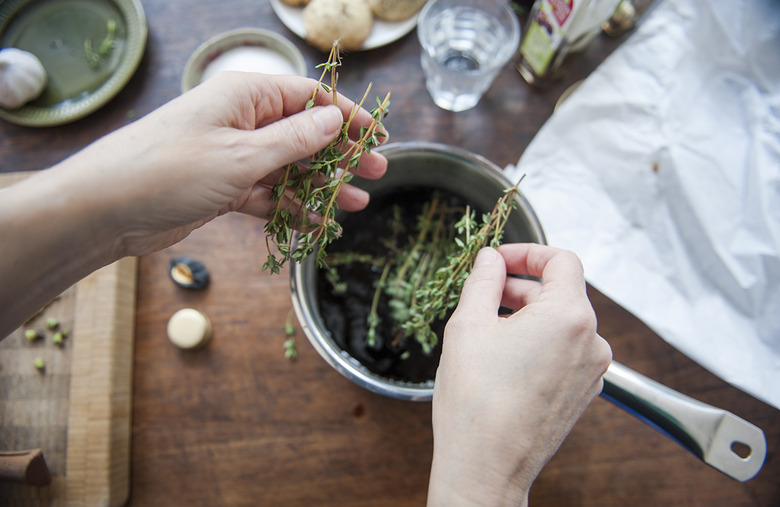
1,1,778,505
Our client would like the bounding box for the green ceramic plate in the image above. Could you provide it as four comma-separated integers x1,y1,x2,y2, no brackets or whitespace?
0,0,147,127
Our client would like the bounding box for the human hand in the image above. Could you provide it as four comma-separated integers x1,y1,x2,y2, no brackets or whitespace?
0,72,389,337
427,244,612,506
55,71,388,257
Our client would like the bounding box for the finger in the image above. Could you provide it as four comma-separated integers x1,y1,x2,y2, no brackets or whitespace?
497,243,587,296
337,140,388,180
306,83,389,143
257,75,389,143
500,276,543,310
289,155,386,188
262,143,387,189
259,166,373,213
243,74,360,123
240,105,344,178
203,73,387,148
236,184,288,220
237,184,321,227
354,150,388,180
452,247,507,320
257,167,286,188
239,176,369,224
334,184,370,211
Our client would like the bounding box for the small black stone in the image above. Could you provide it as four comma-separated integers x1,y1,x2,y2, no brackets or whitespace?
168,257,210,290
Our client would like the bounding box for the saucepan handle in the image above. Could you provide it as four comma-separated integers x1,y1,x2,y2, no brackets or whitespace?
601,361,766,482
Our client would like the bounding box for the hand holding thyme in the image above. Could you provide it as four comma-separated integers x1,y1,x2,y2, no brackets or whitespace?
263,43,390,274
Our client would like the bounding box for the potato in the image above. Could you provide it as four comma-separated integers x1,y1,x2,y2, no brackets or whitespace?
368,0,427,21
303,0,373,51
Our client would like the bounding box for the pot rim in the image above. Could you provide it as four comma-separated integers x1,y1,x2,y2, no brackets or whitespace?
289,141,546,401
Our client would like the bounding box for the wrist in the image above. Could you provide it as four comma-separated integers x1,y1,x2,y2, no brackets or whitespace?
427,450,531,507
50,126,155,260
44,153,126,263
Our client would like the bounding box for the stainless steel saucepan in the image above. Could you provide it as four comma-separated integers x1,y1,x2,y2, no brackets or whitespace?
290,142,767,482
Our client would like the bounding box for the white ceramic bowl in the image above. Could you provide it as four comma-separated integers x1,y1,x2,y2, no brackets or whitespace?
181,27,307,92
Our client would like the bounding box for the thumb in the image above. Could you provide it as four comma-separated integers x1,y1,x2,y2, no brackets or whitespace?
453,247,506,319
244,105,343,174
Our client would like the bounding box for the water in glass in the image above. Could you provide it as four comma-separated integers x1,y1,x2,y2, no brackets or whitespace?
421,7,510,111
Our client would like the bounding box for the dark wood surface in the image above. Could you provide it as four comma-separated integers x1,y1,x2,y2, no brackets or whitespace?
1,1,778,505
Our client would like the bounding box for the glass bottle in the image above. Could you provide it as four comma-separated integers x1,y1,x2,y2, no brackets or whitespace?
515,0,621,87
602,0,656,37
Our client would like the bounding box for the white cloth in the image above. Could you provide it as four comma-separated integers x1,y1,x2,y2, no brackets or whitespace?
506,0,780,409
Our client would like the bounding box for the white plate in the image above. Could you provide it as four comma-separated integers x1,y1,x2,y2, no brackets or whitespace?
269,0,419,51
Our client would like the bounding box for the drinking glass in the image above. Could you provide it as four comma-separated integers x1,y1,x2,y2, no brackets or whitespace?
417,0,521,112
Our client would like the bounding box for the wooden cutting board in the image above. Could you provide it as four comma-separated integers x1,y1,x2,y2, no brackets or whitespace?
0,171,137,506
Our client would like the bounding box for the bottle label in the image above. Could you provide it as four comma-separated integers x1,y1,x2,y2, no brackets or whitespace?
520,0,573,75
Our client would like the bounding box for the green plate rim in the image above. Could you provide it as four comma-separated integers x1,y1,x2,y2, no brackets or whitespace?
0,0,148,127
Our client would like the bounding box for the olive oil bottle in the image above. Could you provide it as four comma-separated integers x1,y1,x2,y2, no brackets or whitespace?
515,0,621,87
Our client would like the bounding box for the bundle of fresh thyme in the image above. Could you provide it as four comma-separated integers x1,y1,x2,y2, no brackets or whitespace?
325,178,523,356
262,43,390,274
400,179,523,353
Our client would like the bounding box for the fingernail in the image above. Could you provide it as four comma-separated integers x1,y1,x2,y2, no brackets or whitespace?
312,105,342,137
473,247,498,268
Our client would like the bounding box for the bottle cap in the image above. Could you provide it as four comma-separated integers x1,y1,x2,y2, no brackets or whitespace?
167,308,212,349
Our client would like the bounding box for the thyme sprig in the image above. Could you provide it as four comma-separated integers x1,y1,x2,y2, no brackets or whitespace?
85,19,117,69
262,43,390,274
400,177,524,353
343,178,524,356
365,194,457,350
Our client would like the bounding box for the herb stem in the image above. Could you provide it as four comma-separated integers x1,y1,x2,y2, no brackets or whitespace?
312,91,390,246
263,42,391,273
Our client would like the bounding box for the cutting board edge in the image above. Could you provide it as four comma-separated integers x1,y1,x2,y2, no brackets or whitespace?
65,256,138,507
1,171,138,507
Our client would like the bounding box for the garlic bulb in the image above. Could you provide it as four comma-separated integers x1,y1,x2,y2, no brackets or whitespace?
0,48,47,109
